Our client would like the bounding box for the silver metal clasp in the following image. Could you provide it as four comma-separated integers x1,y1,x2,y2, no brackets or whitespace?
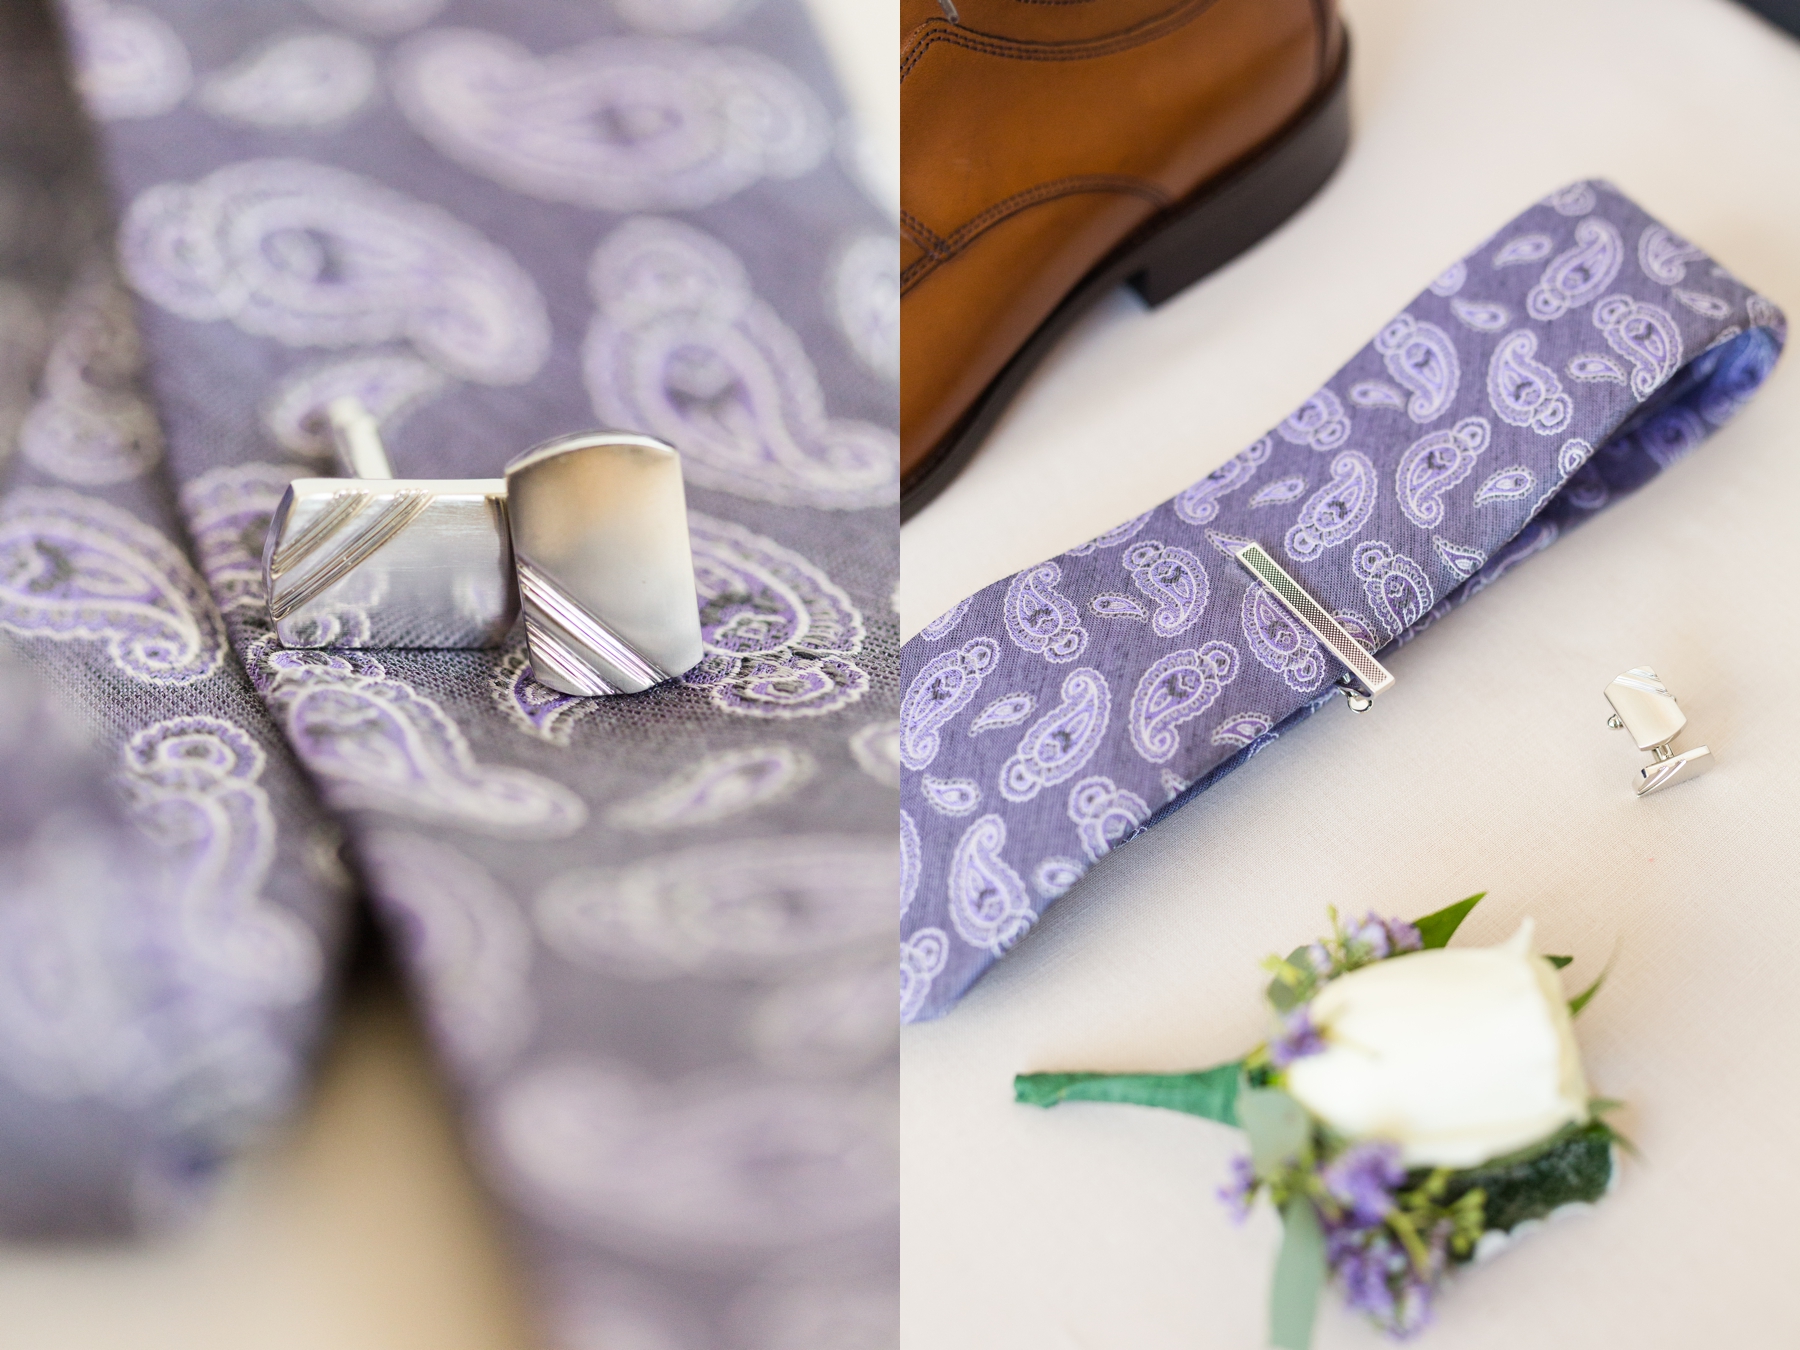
261,398,702,697
1604,666,1712,797
1233,542,1394,713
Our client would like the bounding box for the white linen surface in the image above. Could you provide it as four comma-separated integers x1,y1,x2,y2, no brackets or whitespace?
899,1,1800,1346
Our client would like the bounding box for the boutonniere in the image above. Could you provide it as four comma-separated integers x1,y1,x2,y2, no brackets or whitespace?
1016,896,1627,1346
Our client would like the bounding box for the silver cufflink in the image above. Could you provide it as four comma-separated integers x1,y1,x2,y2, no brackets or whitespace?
262,398,703,697
1604,666,1712,797
1233,542,1395,713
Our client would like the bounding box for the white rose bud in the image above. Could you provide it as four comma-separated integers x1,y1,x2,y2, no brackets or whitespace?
1284,919,1589,1168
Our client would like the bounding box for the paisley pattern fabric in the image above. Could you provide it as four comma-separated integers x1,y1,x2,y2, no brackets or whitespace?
0,2,895,1346
900,182,1784,1023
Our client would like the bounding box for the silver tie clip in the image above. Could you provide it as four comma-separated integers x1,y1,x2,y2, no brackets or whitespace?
1604,667,1712,797
1233,542,1394,712
262,398,703,697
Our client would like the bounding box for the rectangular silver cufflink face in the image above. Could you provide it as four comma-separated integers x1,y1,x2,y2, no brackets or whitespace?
263,478,516,650
506,432,704,697
1604,668,1688,753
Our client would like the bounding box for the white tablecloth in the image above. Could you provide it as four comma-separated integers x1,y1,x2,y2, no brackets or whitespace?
899,1,1800,1346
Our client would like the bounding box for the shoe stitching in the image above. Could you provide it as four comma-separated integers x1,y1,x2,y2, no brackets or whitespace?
901,175,1167,292
902,0,1225,81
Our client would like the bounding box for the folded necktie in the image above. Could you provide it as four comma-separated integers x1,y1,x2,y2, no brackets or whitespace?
899,181,1784,1023
0,0,898,1342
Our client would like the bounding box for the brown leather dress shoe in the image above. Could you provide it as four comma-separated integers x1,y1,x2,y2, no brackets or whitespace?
900,0,1350,518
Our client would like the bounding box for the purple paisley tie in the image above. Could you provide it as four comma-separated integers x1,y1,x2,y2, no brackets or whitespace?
0,0,897,1344
899,181,1784,1023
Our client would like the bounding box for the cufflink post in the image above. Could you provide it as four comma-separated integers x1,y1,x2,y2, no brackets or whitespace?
1603,666,1712,797
325,395,395,480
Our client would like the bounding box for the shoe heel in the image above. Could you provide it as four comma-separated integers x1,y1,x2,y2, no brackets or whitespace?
1127,41,1352,307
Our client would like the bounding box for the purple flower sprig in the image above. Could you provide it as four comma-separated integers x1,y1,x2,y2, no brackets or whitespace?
1268,1006,1326,1069
1263,907,1423,1013
1217,1139,1486,1340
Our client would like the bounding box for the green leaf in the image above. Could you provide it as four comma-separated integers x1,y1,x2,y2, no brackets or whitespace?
1569,970,1606,1016
1439,1120,1615,1246
1544,955,1573,969
1237,1084,1311,1173
1265,947,1318,1011
1413,892,1485,949
1269,1196,1326,1350
1012,1062,1242,1125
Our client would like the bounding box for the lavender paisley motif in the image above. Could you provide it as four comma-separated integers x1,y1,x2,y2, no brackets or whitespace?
606,745,812,830
1205,529,1256,561
1396,416,1490,530
1593,294,1683,399
1558,439,1593,475
1432,536,1488,578
1128,641,1240,764
1066,510,1151,555
1032,856,1082,900
121,159,549,384
969,691,1033,735
1353,541,1436,637
897,636,998,771
1241,586,1326,694
1090,593,1148,621
998,667,1110,803
1491,234,1552,267
1332,610,1380,652
900,810,920,917
1349,380,1407,411
847,720,900,788
1473,466,1536,506
120,716,319,1002
1211,711,1274,748
265,662,587,838
537,836,895,978
899,928,949,1022
1450,298,1510,332
390,29,829,212
1543,183,1595,216
1276,392,1349,451
1067,776,1149,863
1284,450,1377,562
685,513,869,719
1428,261,1465,296
946,814,1034,955
1673,288,1732,320
491,640,592,744
1638,225,1705,285
1002,560,1087,663
1173,438,1271,525
1122,540,1210,637
1526,218,1623,320
1250,475,1307,507
1375,314,1459,422
1566,353,1627,384
921,775,981,817
1486,330,1572,435
584,218,896,509
916,596,970,641
0,489,224,684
